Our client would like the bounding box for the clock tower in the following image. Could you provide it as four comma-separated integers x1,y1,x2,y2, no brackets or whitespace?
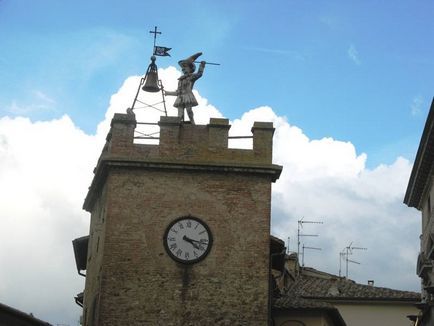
81,113,282,325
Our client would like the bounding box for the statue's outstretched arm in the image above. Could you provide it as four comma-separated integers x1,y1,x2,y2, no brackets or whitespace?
193,61,206,80
164,90,178,96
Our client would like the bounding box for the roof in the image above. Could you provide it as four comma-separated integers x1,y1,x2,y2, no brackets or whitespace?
404,98,434,209
0,302,52,326
273,296,347,326
273,294,335,310
289,267,420,302
272,267,419,326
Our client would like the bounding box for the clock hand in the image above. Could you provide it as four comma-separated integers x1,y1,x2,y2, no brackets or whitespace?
183,235,200,249
190,238,207,250
184,236,204,244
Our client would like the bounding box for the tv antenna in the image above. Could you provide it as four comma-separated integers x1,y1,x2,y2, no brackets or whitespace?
297,217,323,266
302,244,322,267
339,242,367,278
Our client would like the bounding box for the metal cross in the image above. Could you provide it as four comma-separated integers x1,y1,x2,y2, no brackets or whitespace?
149,26,161,48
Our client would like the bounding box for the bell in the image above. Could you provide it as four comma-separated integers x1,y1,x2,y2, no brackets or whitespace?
142,56,160,93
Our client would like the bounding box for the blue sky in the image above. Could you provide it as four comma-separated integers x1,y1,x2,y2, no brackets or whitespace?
0,1,432,324
1,1,433,166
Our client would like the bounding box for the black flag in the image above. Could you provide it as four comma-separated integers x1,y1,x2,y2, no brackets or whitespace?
154,46,171,57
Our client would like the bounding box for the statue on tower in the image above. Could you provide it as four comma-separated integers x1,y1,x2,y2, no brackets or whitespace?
164,52,206,124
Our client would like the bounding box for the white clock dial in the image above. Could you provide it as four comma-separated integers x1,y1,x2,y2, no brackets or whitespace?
163,216,212,264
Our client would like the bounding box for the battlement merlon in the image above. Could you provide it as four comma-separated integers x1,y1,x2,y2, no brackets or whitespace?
84,113,282,211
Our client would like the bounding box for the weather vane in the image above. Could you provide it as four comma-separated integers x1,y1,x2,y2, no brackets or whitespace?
128,26,220,125
128,26,171,117
149,26,171,57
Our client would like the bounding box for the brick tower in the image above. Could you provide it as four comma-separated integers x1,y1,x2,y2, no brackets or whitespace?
81,113,282,325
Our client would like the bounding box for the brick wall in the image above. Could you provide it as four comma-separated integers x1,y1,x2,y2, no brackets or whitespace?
82,113,282,325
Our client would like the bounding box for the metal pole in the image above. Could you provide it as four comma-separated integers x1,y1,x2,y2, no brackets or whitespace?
297,224,300,259
158,80,167,116
345,246,349,278
302,244,305,267
130,77,145,111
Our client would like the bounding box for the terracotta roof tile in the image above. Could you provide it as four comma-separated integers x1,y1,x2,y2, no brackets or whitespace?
273,295,334,310
290,268,420,302
272,293,348,326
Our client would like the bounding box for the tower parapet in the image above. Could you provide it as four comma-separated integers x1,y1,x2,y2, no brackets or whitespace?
86,114,281,211
103,113,277,163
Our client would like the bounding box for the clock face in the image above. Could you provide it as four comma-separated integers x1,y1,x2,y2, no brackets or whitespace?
163,216,213,264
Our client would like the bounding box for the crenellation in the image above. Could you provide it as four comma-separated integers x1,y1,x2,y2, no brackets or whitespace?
252,121,275,163
208,118,230,149
104,113,277,165
158,116,181,156
107,113,136,155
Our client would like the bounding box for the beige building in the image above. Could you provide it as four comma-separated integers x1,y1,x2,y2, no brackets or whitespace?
404,99,434,325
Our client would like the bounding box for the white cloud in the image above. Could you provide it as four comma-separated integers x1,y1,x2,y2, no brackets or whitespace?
411,95,424,116
348,44,361,65
0,69,421,324
6,101,46,115
0,115,99,324
270,132,418,287
226,105,418,289
6,90,57,115
32,90,56,105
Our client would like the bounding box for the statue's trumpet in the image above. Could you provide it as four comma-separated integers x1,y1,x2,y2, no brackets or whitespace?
194,61,220,66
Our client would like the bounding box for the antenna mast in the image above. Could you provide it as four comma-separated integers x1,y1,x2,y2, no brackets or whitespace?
302,244,322,267
297,217,323,266
339,242,367,278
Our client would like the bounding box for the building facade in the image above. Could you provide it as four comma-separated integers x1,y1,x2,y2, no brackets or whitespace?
75,113,282,325
404,99,434,325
